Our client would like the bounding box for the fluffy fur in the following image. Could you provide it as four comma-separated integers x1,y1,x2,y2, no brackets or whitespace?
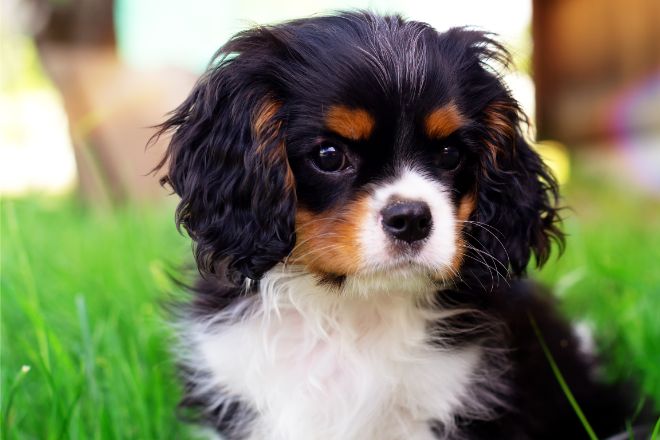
155,11,647,439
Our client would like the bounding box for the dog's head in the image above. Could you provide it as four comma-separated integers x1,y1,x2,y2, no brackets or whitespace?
156,12,563,291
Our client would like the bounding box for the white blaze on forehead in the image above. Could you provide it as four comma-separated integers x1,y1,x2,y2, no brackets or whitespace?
358,167,457,274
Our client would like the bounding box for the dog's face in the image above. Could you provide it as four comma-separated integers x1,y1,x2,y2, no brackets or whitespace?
289,103,472,282
157,12,562,290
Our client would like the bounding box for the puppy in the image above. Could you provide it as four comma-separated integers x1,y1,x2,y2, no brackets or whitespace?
155,11,640,440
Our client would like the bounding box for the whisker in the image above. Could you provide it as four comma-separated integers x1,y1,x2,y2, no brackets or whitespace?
460,232,510,276
298,243,352,269
295,216,352,230
458,220,511,267
458,244,511,289
283,233,342,266
285,243,349,268
457,248,500,289
458,242,495,286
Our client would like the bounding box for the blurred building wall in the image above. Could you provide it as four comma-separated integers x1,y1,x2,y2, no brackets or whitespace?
533,0,660,144
23,0,196,204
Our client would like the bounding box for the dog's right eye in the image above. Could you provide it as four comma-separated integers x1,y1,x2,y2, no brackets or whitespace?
434,145,462,170
312,144,350,173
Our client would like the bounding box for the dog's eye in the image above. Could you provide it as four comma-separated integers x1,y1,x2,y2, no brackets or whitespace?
313,145,349,172
435,145,461,170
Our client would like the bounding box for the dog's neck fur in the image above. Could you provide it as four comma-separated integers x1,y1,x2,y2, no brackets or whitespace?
182,265,506,439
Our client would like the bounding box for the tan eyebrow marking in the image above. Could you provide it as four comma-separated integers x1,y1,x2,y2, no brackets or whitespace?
325,105,375,141
424,102,466,138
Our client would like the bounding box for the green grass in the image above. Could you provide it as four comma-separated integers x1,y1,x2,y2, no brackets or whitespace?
534,169,660,408
1,197,196,439
1,166,659,439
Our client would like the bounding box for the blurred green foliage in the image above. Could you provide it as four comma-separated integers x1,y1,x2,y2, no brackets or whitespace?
0,33,52,94
535,166,660,408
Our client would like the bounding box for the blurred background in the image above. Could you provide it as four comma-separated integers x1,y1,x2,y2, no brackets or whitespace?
1,0,658,438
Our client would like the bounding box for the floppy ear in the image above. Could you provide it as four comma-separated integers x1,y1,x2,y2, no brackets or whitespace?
154,35,296,283
442,28,564,278
474,98,564,277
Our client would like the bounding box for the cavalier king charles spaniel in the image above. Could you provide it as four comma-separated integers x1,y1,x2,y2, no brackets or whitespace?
155,11,645,440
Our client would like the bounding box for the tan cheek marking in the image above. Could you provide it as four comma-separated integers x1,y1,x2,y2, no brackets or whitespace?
291,196,370,275
424,101,466,139
450,193,477,272
325,106,375,141
456,193,476,223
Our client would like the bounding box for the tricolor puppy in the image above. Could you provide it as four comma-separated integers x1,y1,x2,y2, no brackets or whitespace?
156,11,638,440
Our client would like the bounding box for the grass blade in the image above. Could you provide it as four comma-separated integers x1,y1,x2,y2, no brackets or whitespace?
2,365,32,439
528,313,599,440
651,416,659,440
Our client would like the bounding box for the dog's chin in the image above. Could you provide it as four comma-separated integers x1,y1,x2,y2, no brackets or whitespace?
305,258,456,298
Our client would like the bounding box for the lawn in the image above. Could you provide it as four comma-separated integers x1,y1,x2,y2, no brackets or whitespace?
2,163,659,439
1,198,195,439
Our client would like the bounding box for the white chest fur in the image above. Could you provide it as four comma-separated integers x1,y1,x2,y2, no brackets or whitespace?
183,270,493,440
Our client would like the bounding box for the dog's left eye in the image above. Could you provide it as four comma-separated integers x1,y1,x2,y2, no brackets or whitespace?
312,145,350,173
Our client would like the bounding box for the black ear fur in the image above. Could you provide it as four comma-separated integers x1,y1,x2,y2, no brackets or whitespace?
444,28,564,279
475,108,564,277
153,33,296,283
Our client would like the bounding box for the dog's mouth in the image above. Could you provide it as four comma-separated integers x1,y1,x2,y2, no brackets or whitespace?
299,258,438,290
363,258,451,279
337,261,448,296
386,238,427,256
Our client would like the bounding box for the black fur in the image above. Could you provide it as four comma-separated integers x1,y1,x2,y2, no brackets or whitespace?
154,11,653,439
435,283,639,439
154,41,296,281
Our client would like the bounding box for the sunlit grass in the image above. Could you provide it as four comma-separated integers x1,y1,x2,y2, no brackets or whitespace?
1,197,197,439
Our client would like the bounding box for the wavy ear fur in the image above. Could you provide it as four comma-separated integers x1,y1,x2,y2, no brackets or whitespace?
444,28,564,279
153,32,296,283
475,103,564,277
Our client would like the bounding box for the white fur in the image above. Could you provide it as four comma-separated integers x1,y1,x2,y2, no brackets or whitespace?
181,266,502,440
359,168,457,279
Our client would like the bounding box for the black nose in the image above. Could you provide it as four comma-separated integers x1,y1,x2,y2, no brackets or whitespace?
381,200,433,243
